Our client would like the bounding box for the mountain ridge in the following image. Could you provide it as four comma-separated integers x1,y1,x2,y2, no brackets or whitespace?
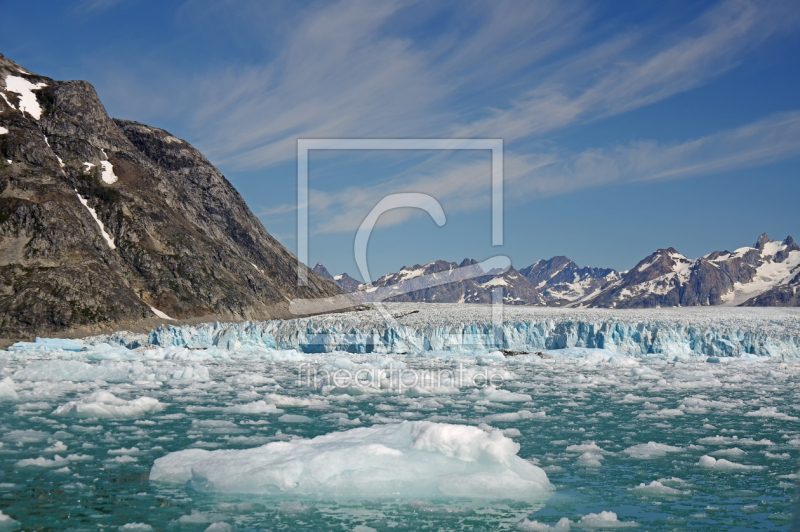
0,53,343,337
316,233,799,308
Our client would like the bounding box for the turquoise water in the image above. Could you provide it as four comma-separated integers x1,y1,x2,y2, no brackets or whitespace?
0,343,798,530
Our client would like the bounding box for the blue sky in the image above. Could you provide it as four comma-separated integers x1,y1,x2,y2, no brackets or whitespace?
3,0,800,280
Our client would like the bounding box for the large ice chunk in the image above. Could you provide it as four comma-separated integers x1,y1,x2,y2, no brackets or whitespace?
150,421,552,499
0,378,19,400
52,391,163,418
0,509,20,531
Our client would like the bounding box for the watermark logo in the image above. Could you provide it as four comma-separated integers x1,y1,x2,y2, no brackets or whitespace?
296,362,507,392
289,138,508,345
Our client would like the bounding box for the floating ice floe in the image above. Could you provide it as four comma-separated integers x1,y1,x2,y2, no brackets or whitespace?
622,442,684,459
628,480,689,497
13,359,210,383
744,407,799,421
118,524,153,531
711,447,746,457
16,454,91,468
467,386,532,402
52,391,163,418
577,511,638,528
222,401,283,415
263,394,327,407
698,455,763,471
278,414,312,423
517,511,637,530
150,421,553,499
516,517,572,531
484,410,546,423
0,510,20,531
0,377,18,400
698,435,774,446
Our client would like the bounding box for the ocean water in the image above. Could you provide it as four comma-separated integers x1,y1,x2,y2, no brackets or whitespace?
0,337,798,531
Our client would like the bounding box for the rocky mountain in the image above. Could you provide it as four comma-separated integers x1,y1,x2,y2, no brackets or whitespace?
312,263,362,292
332,273,362,292
519,256,620,306
335,233,799,308
0,54,342,337
353,259,544,306
582,234,799,308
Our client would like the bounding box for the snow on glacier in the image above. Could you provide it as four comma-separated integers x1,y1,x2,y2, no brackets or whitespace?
123,304,800,359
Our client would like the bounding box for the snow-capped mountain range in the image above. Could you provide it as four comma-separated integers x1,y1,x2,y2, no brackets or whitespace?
316,233,800,308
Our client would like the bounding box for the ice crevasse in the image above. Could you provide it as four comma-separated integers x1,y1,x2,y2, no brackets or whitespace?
150,421,553,499
126,306,800,359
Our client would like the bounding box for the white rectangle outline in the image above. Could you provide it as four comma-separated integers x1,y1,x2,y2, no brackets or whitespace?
297,138,503,285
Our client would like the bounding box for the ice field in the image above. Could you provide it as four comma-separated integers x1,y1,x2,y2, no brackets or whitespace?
0,304,799,530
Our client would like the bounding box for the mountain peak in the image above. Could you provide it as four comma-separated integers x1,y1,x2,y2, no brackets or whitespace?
312,263,334,281
755,233,771,250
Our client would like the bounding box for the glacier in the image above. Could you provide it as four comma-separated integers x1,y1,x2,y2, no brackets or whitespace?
2,303,799,530
92,304,800,359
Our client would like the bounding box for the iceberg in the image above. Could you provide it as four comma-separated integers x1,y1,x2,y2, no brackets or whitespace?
150,421,553,500
0,377,18,401
52,391,163,418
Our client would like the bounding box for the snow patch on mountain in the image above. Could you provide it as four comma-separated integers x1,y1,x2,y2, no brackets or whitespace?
721,249,800,306
4,75,47,119
76,193,116,250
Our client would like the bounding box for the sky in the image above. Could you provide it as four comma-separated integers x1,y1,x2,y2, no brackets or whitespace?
2,0,799,280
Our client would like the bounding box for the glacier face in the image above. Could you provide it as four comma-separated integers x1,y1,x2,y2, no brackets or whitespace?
92,304,800,359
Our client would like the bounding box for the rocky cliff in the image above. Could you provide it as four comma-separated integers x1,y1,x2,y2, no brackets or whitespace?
0,54,342,337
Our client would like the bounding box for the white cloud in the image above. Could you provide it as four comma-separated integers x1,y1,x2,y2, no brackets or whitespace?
307,111,800,233
452,0,799,140
90,0,800,235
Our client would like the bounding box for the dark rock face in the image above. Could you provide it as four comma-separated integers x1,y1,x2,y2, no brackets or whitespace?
334,273,362,292
0,54,341,336
742,277,800,306
312,263,334,281
312,263,362,292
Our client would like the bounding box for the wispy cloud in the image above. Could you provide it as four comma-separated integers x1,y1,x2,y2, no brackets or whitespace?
165,0,798,170
305,111,800,233
93,0,800,236
452,0,799,140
